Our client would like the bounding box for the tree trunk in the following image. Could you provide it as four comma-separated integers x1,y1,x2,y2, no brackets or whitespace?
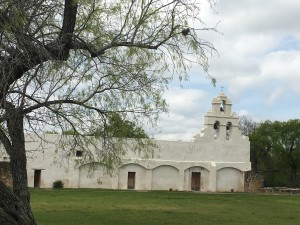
290,166,297,188
0,181,33,225
0,107,37,225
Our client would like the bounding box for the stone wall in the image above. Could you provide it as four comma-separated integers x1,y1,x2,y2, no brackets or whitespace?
244,171,264,192
0,162,12,187
259,187,300,194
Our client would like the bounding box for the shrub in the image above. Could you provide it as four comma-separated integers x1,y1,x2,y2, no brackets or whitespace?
52,180,64,189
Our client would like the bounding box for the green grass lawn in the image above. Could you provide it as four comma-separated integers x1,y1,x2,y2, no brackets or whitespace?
30,189,300,225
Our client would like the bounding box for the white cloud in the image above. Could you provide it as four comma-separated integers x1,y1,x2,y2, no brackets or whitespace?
266,88,285,106
215,0,300,35
154,88,209,141
260,51,300,91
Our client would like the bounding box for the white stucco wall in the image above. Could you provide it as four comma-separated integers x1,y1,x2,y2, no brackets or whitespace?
216,167,244,192
79,163,118,189
24,134,80,188
18,134,250,191
152,165,179,190
0,93,251,192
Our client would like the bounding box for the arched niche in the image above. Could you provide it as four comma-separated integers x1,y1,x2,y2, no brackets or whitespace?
118,163,147,190
184,166,210,191
216,167,244,192
79,162,115,188
152,165,179,190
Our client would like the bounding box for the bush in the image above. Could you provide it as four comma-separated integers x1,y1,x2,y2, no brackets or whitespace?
52,180,64,189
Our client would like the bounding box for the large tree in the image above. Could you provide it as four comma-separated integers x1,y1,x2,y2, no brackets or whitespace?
252,120,300,187
0,0,217,224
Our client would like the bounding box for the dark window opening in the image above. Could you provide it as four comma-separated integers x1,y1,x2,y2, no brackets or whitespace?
76,151,83,157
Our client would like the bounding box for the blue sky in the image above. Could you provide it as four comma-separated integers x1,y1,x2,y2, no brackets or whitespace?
152,0,300,141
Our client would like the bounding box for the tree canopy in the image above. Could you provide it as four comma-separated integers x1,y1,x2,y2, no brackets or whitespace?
0,1,217,224
62,112,148,138
92,113,149,138
250,119,300,187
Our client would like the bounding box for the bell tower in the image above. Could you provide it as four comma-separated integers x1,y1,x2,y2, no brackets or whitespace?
202,92,240,141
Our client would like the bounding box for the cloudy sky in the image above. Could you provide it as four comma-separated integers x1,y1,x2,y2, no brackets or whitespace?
152,0,300,141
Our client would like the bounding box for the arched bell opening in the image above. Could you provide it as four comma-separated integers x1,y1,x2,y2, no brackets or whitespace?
213,120,220,139
226,121,232,140
220,100,226,113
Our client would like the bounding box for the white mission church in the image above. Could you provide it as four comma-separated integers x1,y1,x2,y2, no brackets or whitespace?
0,92,251,192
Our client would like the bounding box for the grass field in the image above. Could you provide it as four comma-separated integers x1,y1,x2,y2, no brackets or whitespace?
30,189,300,225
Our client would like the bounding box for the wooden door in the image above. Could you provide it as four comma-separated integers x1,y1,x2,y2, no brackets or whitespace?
191,172,201,191
34,170,41,188
127,172,136,189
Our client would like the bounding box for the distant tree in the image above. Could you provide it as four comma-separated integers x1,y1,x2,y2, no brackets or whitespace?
238,116,259,172
238,115,258,136
93,113,148,139
0,1,217,224
62,113,148,138
249,121,277,184
252,120,300,187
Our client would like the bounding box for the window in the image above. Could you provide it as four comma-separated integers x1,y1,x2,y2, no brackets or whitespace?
75,151,83,157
